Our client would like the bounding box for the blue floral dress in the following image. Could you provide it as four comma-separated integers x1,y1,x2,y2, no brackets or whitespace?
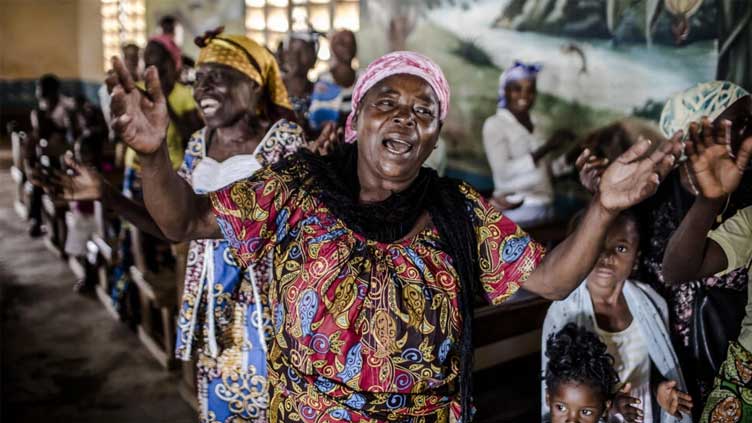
175,120,306,423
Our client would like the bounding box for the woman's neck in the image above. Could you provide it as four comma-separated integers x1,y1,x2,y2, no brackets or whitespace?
331,60,356,87
587,278,626,306
208,117,267,160
356,167,418,204
285,74,311,98
509,109,534,133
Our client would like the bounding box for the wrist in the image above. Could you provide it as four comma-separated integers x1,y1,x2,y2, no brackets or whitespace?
695,195,727,213
592,192,621,220
137,140,168,173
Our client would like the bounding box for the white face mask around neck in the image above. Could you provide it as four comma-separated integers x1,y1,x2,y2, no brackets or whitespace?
191,154,263,193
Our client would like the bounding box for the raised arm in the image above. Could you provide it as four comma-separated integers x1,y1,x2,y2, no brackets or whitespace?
52,154,168,239
662,118,752,283
108,57,220,241
524,135,681,299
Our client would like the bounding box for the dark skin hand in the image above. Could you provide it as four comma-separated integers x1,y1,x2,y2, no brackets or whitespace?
656,380,693,419
662,116,752,283
575,148,610,194
53,63,274,241
109,56,680,301
613,383,643,423
50,153,168,239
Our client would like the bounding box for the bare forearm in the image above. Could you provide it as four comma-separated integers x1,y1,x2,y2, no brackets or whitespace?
662,196,725,283
101,181,168,240
137,142,219,241
526,196,616,299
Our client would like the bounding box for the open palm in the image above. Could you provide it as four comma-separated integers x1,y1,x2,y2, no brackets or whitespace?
107,57,169,155
52,154,103,201
686,119,752,199
598,135,680,211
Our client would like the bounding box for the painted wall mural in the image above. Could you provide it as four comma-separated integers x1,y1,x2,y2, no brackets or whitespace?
357,0,750,186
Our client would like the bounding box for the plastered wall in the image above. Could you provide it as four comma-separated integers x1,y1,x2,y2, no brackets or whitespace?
0,0,104,81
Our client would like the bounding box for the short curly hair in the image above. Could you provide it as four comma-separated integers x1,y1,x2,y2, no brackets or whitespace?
545,323,620,401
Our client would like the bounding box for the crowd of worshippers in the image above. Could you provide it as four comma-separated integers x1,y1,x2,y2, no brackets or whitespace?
19,19,752,423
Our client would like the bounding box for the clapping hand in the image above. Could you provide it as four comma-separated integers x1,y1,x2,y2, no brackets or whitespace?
307,121,341,155
575,148,609,193
106,57,169,155
684,117,752,200
49,152,104,201
614,383,644,423
597,133,682,212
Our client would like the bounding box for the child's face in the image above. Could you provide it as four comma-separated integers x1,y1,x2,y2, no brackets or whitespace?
587,216,639,288
547,382,609,423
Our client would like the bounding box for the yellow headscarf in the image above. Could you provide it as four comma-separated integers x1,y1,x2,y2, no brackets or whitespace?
196,33,292,114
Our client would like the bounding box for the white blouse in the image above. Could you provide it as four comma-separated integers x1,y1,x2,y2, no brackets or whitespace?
482,108,553,206
596,321,653,423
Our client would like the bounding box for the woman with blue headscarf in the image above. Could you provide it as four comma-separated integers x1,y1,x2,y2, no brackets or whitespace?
482,61,559,226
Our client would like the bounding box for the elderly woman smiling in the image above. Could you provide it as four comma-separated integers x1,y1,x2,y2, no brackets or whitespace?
107,51,679,423
61,30,309,422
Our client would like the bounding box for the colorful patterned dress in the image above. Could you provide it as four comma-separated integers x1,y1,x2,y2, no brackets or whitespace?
209,157,545,422
175,120,306,423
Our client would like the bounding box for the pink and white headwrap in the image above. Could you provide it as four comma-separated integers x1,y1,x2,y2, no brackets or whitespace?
344,51,450,144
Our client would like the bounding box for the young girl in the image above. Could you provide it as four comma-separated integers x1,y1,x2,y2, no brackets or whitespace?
542,211,693,422
544,323,620,423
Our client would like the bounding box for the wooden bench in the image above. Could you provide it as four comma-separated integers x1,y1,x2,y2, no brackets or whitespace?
473,293,550,370
41,193,68,258
9,128,29,219
128,226,179,370
472,292,552,422
130,264,178,370
89,201,121,320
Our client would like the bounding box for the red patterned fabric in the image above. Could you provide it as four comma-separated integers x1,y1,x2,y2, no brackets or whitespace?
209,158,544,422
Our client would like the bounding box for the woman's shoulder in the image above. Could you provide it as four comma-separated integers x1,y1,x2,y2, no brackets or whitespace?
262,119,305,143
628,280,667,305
257,119,308,164
268,118,304,135
454,180,501,222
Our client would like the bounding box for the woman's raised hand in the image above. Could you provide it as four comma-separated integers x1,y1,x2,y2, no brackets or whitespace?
597,133,681,212
49,152,104,201
685,117,752,200
307,121,342,155
106,57,169,155
575,148,609,194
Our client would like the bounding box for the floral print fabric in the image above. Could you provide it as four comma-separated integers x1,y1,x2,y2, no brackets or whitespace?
209,157,544,422
175,120,306,422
